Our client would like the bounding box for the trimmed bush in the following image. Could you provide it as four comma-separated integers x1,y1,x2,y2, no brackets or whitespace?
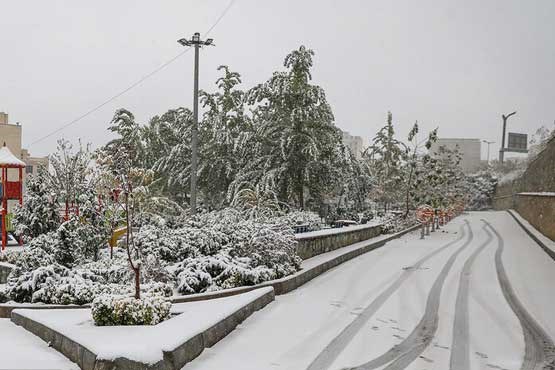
91,295,171,326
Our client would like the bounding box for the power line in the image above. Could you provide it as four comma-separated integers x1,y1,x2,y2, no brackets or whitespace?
30,0,236,146
30,49,191,145
205,0,236,36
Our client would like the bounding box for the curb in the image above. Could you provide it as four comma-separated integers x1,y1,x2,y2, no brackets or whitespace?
507,209,555,261
12,287,275,370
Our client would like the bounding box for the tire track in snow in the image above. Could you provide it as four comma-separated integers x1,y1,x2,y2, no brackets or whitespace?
306,221,469,370
449,226,492,370
343,221,474,370
484,220,555,370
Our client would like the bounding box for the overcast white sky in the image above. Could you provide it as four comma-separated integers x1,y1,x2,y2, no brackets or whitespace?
1,0,554,159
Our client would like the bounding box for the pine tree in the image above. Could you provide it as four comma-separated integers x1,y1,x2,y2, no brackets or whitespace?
364,112,407,212
234,46,342,210
13,167,61,239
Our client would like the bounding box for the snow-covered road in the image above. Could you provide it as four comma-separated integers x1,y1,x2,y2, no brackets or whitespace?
184,211,555,370
0,319,79,369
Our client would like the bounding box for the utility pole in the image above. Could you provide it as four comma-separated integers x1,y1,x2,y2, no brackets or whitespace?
499,111,517,163
482,140,495,164
178,33,214,214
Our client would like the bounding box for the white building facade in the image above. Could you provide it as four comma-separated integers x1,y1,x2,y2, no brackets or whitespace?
341,130,364,159
429,138,481,173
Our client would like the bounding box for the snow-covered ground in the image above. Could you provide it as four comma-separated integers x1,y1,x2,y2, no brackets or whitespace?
0,318,79,369
185,211,555,370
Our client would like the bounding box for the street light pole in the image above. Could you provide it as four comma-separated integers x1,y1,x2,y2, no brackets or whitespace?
178,33,214,214
482,140,495,164
499,111,517,164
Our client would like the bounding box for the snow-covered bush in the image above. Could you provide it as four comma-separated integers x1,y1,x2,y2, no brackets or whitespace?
91,295,171,326
269,210,322,231
13,242,56,271
379,212,418,234
170,219,300,294
464,172,497,210
0,250,20,265
133,208,301,295
172,251,276,294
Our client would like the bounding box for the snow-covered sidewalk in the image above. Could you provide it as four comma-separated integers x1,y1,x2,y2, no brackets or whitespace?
0,318,79,369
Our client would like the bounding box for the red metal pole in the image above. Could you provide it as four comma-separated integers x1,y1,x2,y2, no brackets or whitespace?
1,168,5,251
18,167,22,246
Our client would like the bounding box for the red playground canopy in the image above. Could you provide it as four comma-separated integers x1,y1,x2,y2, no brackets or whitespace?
0,145,25,250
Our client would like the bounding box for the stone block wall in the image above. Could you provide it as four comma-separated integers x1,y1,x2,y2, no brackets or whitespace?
514,194,555,240
295,224,382,260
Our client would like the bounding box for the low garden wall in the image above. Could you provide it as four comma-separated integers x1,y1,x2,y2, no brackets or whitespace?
295,223,382,260
0,262,14,284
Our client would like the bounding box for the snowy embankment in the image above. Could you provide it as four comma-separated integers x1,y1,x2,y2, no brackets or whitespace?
12,287,274,369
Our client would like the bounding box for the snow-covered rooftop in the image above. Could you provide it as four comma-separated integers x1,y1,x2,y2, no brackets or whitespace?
0,146,25,167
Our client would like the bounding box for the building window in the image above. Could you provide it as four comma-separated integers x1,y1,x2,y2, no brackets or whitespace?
26,165,33,174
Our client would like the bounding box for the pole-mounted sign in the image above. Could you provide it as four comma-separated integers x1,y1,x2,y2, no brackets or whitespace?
506,132,528,153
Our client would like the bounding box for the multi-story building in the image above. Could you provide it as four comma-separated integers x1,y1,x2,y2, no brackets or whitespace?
429,138,481,174
0,112,48,178
341,130,364,159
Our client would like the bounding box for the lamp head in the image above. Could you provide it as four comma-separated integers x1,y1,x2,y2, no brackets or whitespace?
177,38,190,46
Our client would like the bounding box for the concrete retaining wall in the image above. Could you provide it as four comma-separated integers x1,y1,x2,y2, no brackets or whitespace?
295,224,382,259
12,288,275,370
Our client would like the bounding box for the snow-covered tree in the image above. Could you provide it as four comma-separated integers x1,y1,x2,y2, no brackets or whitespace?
233,46,343,210
13,167,61,239
198,66,250,208
97,109,155,299
41,139,95,221
402,122,437,216
145,107,193,204
364,112,407,212
414,145,464,208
